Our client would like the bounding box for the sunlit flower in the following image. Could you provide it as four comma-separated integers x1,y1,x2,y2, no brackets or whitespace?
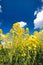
0,22,43,65
21,53,26,57
0,29,2,34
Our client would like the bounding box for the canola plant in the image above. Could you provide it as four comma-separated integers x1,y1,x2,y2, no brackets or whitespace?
0,22,43,65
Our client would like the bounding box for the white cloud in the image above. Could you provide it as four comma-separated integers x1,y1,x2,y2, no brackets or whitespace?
18,21,27,27
41,0,43,2
34,9,43,29
34,11,38,16
0,5,2,13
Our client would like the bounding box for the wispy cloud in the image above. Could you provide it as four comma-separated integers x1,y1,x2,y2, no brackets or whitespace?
18,21,27,27
0,5,2,13
34,11,38,16
41,0,43,2
34,8,43,29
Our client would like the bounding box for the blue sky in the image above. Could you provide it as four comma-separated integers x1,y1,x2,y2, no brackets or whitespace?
0,0,43,34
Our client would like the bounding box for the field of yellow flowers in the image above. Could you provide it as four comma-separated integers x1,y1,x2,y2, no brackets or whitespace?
0,22,43,65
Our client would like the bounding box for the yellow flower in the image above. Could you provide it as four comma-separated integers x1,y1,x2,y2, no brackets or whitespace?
28,47,32,50
33,47,36,51
27,55,31,59
21,53,26,57
0,29,2,34
13,23,20,29
26,28,29,33
5,33,10,39
10,29,15,34
0,44,3,50
33,44,36,48
16,28,24,35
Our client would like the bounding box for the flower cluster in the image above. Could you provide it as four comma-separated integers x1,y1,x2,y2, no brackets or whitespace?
0,22,43,65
